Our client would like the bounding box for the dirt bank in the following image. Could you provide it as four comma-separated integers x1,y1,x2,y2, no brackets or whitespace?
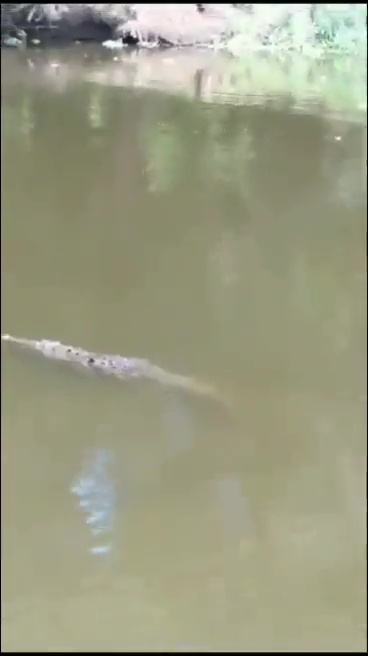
1,4,246,48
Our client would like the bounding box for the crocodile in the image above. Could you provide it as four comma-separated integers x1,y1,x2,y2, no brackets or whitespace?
1,333,223,403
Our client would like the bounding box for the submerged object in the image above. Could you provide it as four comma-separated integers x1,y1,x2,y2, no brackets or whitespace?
102,38,125,50
1,333,222,402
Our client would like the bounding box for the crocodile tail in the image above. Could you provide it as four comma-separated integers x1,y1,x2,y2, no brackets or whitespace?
164,372,231,410
1,334,35,347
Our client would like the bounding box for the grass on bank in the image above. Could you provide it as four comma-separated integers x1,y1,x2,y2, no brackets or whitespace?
220,4,366,114
225,4,366,57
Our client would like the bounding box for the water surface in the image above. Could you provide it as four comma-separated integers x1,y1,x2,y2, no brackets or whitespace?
1,49,366,652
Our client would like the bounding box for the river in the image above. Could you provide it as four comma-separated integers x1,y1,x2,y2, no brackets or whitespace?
1,47,366,651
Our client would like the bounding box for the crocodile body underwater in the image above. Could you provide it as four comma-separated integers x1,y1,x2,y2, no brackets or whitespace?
1,333,222,403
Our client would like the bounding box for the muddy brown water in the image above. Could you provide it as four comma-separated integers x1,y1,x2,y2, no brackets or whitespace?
1,48,366,651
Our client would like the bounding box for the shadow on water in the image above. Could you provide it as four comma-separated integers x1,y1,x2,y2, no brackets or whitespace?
1,49,366,651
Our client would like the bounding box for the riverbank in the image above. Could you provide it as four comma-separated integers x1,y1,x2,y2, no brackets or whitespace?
1,4,242,48
1,4,366,57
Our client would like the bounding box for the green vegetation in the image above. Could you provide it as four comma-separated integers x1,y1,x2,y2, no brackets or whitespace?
222,4,366,114
226,4,366,57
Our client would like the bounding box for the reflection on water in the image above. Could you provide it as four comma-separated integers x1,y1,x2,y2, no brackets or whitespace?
1,49,366,652
162,396,195,457
70,396,198,560
71,448,117,558
215,475,253,545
